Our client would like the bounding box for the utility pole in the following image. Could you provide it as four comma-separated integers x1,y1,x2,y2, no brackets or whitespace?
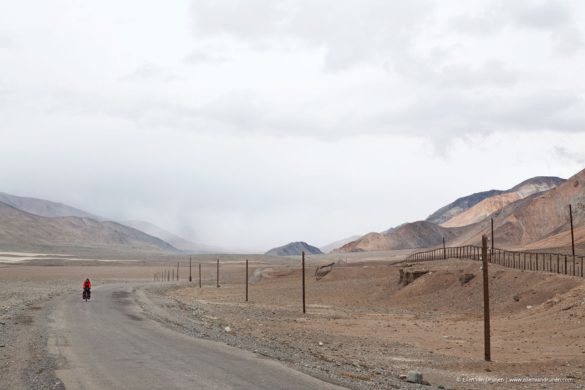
302,251,306,314
198,263,201,288
570,204,576,256
491,218,494,252
245,259,249,302
482,235,491,362
216,258,220,288
189,256,192,282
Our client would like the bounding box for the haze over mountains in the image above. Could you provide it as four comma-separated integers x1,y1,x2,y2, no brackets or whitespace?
0,201,176,253
333,174,580,253
0,193,209,254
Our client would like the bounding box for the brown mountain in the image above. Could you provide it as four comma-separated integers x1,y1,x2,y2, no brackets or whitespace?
333,175,571,253
442,177,564,228
0,201,177,253
427,176,564,226
333,221,462,253
452,168,585,249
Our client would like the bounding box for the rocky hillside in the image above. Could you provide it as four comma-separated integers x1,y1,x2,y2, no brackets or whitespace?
320,235,361,253
0,192,99,219
333,175,568,253
453,169,584,249
425,190,502,225
0,201,177,253
265,242,323,256
334,221,461,253
426,177,564,226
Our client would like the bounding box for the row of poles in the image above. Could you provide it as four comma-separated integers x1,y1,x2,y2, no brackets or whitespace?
153,254,308,311
154,258,251,302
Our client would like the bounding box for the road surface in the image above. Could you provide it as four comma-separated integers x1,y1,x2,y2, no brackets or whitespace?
48,284,344,390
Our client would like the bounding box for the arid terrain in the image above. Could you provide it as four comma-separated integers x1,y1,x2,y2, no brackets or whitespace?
2,250,584,389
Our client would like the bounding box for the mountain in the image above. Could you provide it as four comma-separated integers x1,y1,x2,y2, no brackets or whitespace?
452,169,584,249
122,220,220,253
0,201,177,253
265,242,323,256
441,177,564,228
333,175,567,253
320,235,361,253
426,190,502,225
0,192,99,219
426,176,564,226
333,222,460,253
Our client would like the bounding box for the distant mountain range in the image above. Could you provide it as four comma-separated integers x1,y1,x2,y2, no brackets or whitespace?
0,201,176,253
0,192,213,254
265,241,323,256
333,174,580,253
122,220,222,253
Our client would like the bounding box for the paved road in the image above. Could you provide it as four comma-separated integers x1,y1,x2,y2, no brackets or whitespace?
48,284,344,390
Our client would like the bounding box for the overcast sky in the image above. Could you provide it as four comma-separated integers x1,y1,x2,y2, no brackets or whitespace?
1,0,585,252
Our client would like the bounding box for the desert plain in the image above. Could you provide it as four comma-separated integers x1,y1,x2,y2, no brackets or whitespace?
1,250,584,389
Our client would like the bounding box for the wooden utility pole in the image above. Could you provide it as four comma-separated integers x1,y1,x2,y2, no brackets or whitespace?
491,218,494,252
245,259,249,302
189,256,192,282
216,258,220,288
302,251,306,314
570,204,576,256
482,235,491,362
198,263,202,288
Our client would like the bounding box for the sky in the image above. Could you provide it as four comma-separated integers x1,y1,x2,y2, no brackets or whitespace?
1,0,585,252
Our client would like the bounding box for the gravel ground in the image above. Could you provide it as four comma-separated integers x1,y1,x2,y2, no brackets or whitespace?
0,280,73,390
139,284,444,389
137,260,585,390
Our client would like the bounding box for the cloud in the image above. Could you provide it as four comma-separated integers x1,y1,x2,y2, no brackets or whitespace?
120,63,178,82
189,0,434,70
0,34,10,48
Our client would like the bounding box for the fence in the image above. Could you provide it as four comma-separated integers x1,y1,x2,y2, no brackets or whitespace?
403,245,584,278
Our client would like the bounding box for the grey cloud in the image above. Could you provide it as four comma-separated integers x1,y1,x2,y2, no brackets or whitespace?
510,0,570,30
189,0,433,70
551,27,585,55
0,34,10,48
120,63,178,82
183,49,229,64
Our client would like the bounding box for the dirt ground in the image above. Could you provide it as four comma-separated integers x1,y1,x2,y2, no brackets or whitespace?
1,253,584,389
162,258,585,389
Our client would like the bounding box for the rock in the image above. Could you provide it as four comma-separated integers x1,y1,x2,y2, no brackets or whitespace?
406,371,423,384
399,269,429,286
224,326,232,333
458,273,475,285
399,374,407,380
526,305,533,309
318,341,324,346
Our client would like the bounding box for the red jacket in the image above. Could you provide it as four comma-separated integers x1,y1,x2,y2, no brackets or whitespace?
83,279,91,289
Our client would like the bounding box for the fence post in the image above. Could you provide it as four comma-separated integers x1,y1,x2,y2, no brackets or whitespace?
189,257,192,282
565,255,568,275
302,251,306,314
199,263,202,288
216,258,220,288
443,237,446,260
482,235,491,362
245,259,249,302
557,254,560,274
177,262,179,281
